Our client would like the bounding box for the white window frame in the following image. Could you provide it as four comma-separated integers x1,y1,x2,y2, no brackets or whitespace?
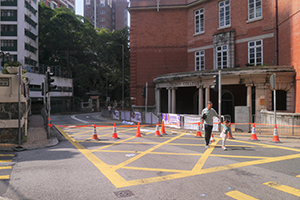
219,0,230,28
248,0,262,21
1,40,14,47
195,50,205,71
216,45,228,69
248,40,263,66
100,10,105,15
194,8,204,35
100,18,105,22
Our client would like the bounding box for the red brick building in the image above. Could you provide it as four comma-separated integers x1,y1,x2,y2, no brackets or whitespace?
129,0,299,122
84,0,128,30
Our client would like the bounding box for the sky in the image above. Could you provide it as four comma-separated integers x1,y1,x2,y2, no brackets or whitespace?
75,0,84,16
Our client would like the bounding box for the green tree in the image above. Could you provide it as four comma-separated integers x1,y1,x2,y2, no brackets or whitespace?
38,2,130,106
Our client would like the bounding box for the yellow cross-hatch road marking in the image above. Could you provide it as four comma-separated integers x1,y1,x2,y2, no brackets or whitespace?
263,181,300,197
0,166,12,170
0,175,10,180
57,125,300,188
0,154,14,157
114,133,186,170
0,160,13,163
225,190,259,200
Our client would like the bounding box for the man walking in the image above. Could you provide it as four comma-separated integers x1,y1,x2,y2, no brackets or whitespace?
201,101,220,148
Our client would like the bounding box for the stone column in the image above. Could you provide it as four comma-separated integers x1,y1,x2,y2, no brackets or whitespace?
198,86,203,114
172,87,176,113
205,86,210,107
156,88,161,114
168,88,172,113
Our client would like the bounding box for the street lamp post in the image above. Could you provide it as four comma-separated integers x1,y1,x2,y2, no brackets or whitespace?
106,42,124,111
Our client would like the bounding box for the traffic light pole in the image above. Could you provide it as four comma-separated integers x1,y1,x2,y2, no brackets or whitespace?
47,67,51,139
43,77,46,106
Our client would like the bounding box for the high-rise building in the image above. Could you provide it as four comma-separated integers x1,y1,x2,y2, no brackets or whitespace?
40,0,75,11
84,0,128,31
0,0,38,72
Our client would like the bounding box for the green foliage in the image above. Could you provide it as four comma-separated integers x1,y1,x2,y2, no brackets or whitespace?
38,2,130,102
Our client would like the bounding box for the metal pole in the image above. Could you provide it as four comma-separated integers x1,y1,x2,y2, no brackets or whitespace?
122,44,124,111
274,74,276,126
47,67,50,139
275,0,279,65
145,82,148,112
218,70,221,130
18,66,21,146
43,77,46,106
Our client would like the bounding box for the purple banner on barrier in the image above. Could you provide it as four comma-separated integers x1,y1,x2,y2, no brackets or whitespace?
112,110,120,120
162,113,181,128
131,111,142,122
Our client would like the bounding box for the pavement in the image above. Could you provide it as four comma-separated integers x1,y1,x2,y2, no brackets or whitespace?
0,115,60,152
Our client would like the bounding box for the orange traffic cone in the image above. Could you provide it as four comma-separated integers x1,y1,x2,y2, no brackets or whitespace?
272,124,280,142
250,123,258,140
155,121,162,137
92,124,99,140
228,122,234,139
196,122,202,137
136,122,141,137
112,123,120,139
161,120,167,135
210,133,215,142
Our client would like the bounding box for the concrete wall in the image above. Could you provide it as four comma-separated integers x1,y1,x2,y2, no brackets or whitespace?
0,73,28,143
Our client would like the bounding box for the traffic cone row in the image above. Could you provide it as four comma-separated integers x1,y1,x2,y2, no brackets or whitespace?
155,121,162,137
195,122,202,137
92,124,99,140
112,123,120,139
250,123,258,140
272,124,280,142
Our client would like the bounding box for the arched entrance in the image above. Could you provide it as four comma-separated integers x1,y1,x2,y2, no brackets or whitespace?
222,91,234,122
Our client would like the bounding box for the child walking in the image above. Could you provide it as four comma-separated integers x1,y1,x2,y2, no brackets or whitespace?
220,119,231,150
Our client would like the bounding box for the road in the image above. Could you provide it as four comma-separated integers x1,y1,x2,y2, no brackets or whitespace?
1,113,300,200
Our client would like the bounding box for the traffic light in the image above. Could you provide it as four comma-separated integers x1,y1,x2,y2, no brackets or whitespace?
46,71,57,93
213,74,219,92
142,86,146,98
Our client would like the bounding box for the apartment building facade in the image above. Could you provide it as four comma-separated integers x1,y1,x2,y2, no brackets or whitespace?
84,0,128,30
129,0,299,122
40,0,75,11
0,0,38,72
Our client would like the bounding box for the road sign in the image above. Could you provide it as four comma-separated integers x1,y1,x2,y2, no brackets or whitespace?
270,74,276,90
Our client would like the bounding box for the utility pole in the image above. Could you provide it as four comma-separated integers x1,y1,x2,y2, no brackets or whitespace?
145,82,148,112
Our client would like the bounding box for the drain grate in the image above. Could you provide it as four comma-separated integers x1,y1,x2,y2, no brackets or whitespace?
114,190,134,198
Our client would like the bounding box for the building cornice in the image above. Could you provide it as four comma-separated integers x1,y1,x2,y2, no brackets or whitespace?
153,66,295,84
128,0,210,12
